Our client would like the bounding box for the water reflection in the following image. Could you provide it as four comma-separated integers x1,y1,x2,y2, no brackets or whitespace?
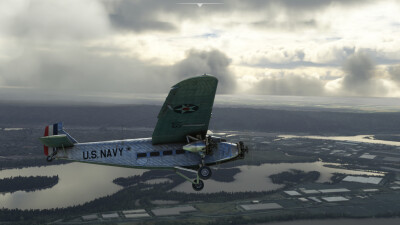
171,162,383,194
0,163,145,209
279,135,400,146
0,161,384,209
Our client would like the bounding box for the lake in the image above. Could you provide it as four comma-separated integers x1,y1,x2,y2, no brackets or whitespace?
171,161,383,193
0,163,146,209
0,161,383,209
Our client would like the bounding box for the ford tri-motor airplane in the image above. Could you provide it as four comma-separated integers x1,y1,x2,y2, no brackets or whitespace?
39,75,248,191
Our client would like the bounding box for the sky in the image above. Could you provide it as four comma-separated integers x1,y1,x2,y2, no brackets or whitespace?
1,0,400,102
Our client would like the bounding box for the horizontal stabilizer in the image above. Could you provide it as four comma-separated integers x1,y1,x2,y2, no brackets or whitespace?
39,134,74,148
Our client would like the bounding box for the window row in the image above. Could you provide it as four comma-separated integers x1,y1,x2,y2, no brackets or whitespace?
137,149,186,158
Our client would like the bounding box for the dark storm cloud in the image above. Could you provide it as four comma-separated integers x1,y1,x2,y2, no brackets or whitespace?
107,0,177,32
105,0,373,32
360,49,400,66
341,52,387,96
171,49,236,94
106,0,232,32
251,73,325,96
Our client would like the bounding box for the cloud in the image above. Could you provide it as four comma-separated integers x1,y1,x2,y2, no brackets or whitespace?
0,47,236,101
308,45,356,65
107,0,177,32
242,45,357,69
104,0,375,33
171,49,236,93
1,0,110,40
251,72,325,96
273,0,370,10
247,52,397,97
1,0,400,102
388,64,400,83
0,47,168,93
340,52,388,96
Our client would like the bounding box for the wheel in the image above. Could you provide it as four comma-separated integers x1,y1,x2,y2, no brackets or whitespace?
198,166,212,180
192,179,204,191
46,156,53,162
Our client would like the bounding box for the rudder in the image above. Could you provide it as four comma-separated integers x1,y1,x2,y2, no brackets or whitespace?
42,122,77,156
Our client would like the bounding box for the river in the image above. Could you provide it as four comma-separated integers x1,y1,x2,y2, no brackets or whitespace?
279,134,400,146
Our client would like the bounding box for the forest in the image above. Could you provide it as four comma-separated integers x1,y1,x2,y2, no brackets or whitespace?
0,175,58,193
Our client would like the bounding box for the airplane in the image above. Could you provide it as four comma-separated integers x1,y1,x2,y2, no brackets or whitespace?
39,74,249,191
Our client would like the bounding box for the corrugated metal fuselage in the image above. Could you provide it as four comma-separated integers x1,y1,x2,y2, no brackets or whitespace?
55,138,239,169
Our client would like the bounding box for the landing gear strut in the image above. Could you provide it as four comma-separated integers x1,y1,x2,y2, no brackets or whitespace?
46,149,58,162
176,135,217,190
174,166,206,191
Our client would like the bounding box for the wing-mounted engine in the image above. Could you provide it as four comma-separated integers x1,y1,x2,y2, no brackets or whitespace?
183,135,218,156
183,140,206,153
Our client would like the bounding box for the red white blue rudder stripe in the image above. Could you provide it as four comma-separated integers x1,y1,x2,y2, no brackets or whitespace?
43,122,62,156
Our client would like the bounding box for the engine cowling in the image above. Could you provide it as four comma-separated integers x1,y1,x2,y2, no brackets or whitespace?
183,140,206,153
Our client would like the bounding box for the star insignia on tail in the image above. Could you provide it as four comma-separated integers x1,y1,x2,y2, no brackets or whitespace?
173,104,199,114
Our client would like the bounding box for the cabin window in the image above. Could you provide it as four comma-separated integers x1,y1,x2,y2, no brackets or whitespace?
137,153,147,158
150,152,160,157
176,149,185,154
163,150,173,156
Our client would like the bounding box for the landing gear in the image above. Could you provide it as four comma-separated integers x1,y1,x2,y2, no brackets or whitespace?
192,179,204,191
46,148,58,162
174,166,206,191
198,166,212,180
175,135,218,190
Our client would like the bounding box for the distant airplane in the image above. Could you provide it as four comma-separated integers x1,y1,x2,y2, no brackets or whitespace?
39,75,248,191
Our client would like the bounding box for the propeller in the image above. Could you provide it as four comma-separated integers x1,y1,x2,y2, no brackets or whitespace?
246,143,253,169
238,140,252,169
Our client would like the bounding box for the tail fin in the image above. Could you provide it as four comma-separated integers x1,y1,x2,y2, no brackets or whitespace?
42,122,77,156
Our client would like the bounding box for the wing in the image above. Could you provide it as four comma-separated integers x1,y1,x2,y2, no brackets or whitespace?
152,75,218,144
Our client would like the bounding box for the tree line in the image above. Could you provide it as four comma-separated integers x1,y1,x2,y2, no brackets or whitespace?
0,175,58,193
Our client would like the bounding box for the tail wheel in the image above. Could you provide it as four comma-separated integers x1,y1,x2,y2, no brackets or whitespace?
192,179,204,191
46,156,53,162
198,166,212,180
